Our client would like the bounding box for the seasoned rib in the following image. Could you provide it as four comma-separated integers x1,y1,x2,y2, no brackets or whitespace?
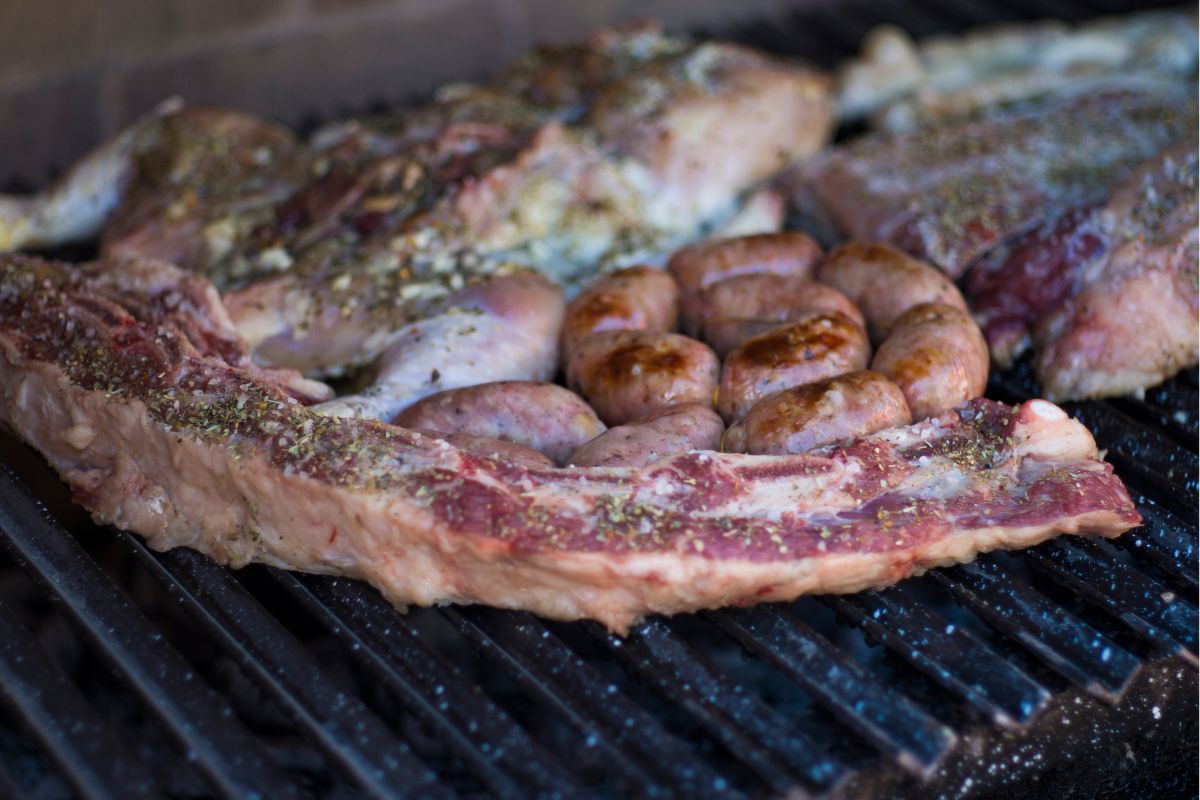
0,256,1140,631
969,144,1199,400
799,86,1195,277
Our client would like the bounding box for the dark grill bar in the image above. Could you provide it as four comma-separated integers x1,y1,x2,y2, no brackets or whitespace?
0,0,1196,797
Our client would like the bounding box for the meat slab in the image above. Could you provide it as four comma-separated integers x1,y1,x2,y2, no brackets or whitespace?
0,256,1140,631
968,144,1198,400
799,86,1195,277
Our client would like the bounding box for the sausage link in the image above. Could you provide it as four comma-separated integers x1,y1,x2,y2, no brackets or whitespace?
870,302,989,420
393,381,604,464
699,274,863,356
567,403,724,468
667,232,823,336
567,330,720,426
816,242,967,344
560,265,679,360
723,370,910,454
717,311,869,422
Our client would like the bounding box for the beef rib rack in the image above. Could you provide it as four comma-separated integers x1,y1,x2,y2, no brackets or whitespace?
0,255,1139,631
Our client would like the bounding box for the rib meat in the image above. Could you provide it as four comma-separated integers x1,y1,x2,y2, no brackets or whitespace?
798,86,1195,277
0,256,1139,631
968,144,1199,400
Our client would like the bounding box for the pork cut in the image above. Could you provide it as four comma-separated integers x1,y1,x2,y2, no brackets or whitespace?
799,86,1196,277
968,144,1198,400
0,255,1140,631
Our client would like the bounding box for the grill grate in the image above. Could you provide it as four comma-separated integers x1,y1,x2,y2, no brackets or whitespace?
0,0,1196,797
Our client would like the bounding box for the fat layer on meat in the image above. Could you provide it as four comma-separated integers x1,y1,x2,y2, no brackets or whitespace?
0,256,1140,631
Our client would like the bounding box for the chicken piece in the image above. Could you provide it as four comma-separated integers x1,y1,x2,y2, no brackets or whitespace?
314,272,564,421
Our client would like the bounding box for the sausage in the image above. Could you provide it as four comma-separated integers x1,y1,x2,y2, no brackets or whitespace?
566,330,720,426
815,242,967,344
699,274,864,356
566,403,724,468
411,429,555,469
393,381,605,464
723,371,911,455
717,311,870,422
667,232,823,336
870,302,989,420
560,265,679,360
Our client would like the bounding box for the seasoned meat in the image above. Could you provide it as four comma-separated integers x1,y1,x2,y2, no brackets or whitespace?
393,381,604,465
0,25,831,381
566,403,724,468
313,271,564,421
968,144,1198,400
698,275,863,357
871,303,989,421
717,311,869,422
566,330,720,426
724,371,910,455
0,255,1140,632
799,86,1195,277
408,430,556,470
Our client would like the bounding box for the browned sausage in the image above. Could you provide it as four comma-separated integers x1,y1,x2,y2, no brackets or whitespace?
566,330,720,426
717,311,870,422
566,403,724,468
870,302,989,420
667,232,823,336
723,371,911,454
699,274,864,356
393,381,604,464
560,265,679,360
411,429,555,469
815,242,967,344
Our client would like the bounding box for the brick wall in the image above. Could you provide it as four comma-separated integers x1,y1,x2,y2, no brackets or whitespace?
0,0,811,187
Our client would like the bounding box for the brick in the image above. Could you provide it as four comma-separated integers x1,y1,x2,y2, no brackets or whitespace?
0,75,104,188
111,0,513,131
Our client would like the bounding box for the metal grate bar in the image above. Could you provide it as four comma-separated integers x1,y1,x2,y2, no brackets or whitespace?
274,573,580,797
1115,499,1198,591
713,606,955,776
120,538,448,799
825,588,1052,729
1024,539,1198,662
0,467,301,798
930,559,1141,702
445,607,742,798
590,618,848,795
0,601,156,800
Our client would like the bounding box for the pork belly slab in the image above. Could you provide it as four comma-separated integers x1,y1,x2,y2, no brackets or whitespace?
968,144,1198,400
799,86,1195,277
0,257,1139,632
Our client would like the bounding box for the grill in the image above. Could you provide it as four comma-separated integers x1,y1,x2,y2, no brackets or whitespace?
0,1,1196,797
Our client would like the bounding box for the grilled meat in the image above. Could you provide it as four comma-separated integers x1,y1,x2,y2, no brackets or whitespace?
798,86,1195,277
0,255,1140,631
0,25,832,381
968,143,1199,400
